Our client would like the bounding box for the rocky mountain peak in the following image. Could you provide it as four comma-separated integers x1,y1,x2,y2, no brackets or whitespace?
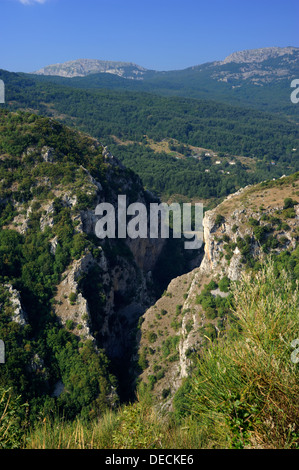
219,46,299,65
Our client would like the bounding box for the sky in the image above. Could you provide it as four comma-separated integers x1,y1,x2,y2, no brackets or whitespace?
0,0,298,73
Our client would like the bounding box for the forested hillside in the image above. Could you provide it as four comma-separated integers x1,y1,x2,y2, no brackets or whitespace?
0,110,172,425
31,47,299,118
1,155,298,448
1,69,299,201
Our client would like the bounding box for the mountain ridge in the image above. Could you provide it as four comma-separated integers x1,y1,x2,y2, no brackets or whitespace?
33,46,299,81
34,58,152,80
29,46,299,118
217,46,299,64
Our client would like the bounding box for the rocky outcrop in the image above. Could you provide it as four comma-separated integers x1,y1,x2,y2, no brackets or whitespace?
138,175,299,403
41,146,55,163
54,252,95,341
6,284,27,326
213,47,299,84
219,47,299,65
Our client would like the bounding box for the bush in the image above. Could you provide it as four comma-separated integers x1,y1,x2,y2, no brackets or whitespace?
248,217,259,227
138,348,149,371
206,280,218,291
162,388,171,399
218,276,231,293
69,292,77,305
283,197,296,209
147,331,157,344
215,214,225,226
65,319,74,330
283,208,296,219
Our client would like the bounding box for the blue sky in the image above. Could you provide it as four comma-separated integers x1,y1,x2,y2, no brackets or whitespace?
1,0,298,72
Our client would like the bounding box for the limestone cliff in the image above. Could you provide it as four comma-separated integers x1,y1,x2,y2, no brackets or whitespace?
137,173,299,405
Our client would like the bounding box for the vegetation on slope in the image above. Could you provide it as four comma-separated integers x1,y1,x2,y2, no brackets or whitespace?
1,255,297,449
1,69,299,200
0,110,121,424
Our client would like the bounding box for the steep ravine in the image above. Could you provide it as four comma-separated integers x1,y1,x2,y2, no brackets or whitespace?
2,111,297,410
1,113,202,405
137,174,299,406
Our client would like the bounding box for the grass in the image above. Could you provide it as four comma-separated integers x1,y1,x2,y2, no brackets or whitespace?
23,399,208,449
186,258,299,448
24,412,118,449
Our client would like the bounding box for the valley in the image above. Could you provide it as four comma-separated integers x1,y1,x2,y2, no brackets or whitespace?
0,45,298,450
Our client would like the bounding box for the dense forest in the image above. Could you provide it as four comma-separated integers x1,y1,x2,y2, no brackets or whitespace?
1,69,298,200
29,53,299,119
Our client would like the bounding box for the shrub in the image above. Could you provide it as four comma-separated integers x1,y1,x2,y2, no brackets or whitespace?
283,197,296,209
65,319,74,330
185,319,193,334
218,276,231,293
176,305,182,315
162,388,171,399
215,214,225,226
69,292,77,305
283,208,296,219
138,348,149,371
206,280,218,291
248,217,259,227
147,331,157,344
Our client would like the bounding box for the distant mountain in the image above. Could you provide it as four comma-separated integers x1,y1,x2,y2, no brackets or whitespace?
219,46,298,64
209,46,299,84
34,47,299,84
34,58,154,80
32,47,299,116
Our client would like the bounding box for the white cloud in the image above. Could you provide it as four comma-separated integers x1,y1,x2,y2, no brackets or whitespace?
18,0,48,5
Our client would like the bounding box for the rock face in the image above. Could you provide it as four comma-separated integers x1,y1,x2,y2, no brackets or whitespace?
219,47,299,65
41,146,55,163
3,136,167,380
54,252,95,341
7,284,27,326
213,46,299,84
47,147,166,364
33,47,299,86
138,174,299,405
